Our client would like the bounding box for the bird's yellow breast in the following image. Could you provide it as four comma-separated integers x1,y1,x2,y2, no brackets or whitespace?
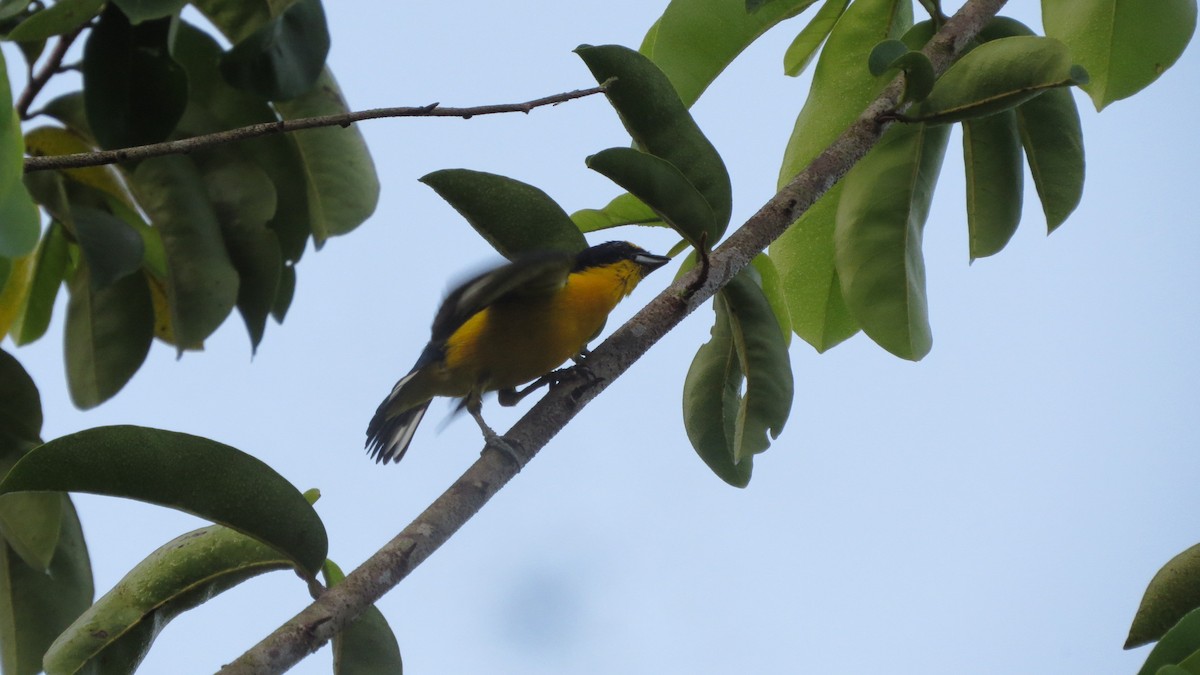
438,260,643,394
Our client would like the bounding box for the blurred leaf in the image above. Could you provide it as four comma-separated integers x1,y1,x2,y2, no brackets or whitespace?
7,0,103,41
1016,87,1083,232
0,348,41,447
962,109,1022,260
916,36,1087,124
640,0,819,106
44,523,293,675
0,452,60,571
835,121,950,361
783,0,849,77
570,192,663,233
1043,0,1196,110
0,424,329,574
220,0,329,101
576,44,732,231
82,7,187,149
585,147,718,249
772,0,910,351
131,155,239,350
324,560,404,675
421,169,586,258
0,253,33,340
0,47,38,260
110,0,187,23
190,0,272,42
0,496,93,675
73,206,145,290
1129,543,1200,648
0,0,31,21
8,222,68,346
64,265,153,408
274,68,379,246
1138,608,1200,675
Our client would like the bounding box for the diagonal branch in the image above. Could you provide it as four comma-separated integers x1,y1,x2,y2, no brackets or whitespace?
218,1,1007,672
22,85,608,173
15,23,87,120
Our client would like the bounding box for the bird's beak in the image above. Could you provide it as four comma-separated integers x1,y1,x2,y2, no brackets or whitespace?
633,252,671,274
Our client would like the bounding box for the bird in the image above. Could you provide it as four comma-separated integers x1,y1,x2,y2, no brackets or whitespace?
365,240,671,464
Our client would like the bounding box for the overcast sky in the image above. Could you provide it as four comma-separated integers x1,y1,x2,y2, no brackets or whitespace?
7,2,1199,673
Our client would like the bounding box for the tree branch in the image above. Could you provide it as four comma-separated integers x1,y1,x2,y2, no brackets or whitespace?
15,23,86,120
22,85,608,172
218,1,1007,672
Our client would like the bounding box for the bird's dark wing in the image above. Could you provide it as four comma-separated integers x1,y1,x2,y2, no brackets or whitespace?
429,250,574,344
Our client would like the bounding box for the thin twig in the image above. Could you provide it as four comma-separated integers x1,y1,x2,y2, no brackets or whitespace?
216,1,1008,673
15,23,86,120
22,85,608,172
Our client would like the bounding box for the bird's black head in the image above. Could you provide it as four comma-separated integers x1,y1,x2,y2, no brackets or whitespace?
572,241,671,274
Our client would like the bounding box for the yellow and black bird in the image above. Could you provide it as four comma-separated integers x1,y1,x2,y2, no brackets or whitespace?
365,241,671,464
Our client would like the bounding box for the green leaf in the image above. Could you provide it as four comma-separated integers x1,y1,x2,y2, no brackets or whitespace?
0,424,329,575
575,44,732,232
640,0,819,106
585,147,718,249
420,169,586,258
751,253,791,343
273,68,379,246
0,496,93,675
783,0,850,77
1043,0,1196,110
6,0,104,42
1137,608,1200,675
1128,543,1200,648
172,22,314,263
10,223,68,346
0,47,39,260
131,155,239,350
324,560,404,675
962,109,1022,260
63,265,154,409
682,268,792,486
72,206,145,290
867,40,934,102
835,121,950,361
44,523,293,674
219,0,329,101
82,7,188,149
570,192,663,233
0,0,32,21
0,347,42,447
189,0,272,43
916,36,1088,124
272,262,296,322
0,452,60,572
1015,87,1084,232
770,185,858,352
110,0,187,23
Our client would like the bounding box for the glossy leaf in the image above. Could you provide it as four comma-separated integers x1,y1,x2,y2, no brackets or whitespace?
220,0,329,101
63,266,154,408
82,7,188,149
8,223,68,347
0,496,93,675
1015,87,1084,232
6,0,104,41
783,0,850,77
772,0,911,351
274,68,379,246
570,192,663,233
576,44,732,231
916,36,1088,124
683,299,750,487
1043,0,1197,110
585,147,718,248
1129,543,1200,648
962,109,1022,260
0,425,329,574
0,348,41,446
44,523,294,674
131,155,239,350
1137,608,1200,675
110,0,186,23
835,121,950,360
0,451,60,571
640,0,819,106
324,560,405,675
72,206,145,290
421,169,586,258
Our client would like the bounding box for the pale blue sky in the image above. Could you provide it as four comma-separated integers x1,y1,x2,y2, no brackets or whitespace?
7,2,1199,673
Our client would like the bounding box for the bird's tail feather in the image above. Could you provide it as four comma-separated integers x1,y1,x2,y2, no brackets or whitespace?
365,372,430,464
